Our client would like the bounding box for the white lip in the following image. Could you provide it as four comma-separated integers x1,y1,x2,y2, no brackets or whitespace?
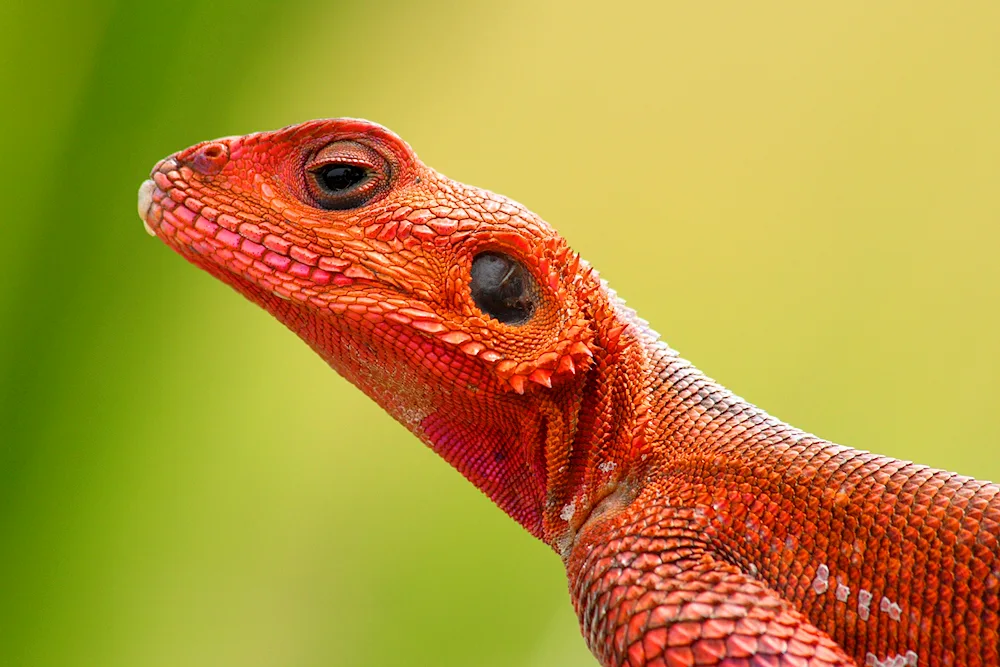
137,179,157,236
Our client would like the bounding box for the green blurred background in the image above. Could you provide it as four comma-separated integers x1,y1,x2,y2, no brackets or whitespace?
1,2,998,665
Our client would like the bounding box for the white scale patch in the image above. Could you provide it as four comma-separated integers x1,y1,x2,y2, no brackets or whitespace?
597,461,616,473
812,563,830,594
881,596,903,621
811,565,903,626
560,502,576,521
866,650,917,666
858,588,873,621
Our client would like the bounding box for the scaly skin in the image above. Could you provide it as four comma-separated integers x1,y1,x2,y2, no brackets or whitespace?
138,119,999,667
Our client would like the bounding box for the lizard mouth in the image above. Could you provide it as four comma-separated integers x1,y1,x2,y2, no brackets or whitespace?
137,179,158,237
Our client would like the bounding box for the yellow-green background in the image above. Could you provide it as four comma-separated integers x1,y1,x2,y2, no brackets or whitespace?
2,2,998,665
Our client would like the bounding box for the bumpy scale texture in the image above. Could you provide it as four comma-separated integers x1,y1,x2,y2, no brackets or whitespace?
139,119,999,667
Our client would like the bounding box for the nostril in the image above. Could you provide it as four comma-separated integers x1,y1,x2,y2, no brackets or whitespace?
179,141,230,176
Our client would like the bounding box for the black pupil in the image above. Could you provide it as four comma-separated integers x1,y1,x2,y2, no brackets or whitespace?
470,252,536,325
318,164,367,193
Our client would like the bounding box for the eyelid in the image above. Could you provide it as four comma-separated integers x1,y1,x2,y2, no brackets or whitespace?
308,140,384,171
303,140,393,210
307,155,375,171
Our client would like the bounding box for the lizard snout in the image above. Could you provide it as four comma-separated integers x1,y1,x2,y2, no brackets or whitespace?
137,156,179,239
137,179,157,236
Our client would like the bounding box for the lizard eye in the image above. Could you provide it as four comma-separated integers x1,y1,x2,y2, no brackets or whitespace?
316,164,367,192
471,252,538,325
305,140,391,210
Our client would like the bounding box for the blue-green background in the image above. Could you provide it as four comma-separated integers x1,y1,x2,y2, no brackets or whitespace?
2,2,998,665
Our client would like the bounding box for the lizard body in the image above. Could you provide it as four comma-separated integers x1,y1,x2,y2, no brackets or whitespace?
138,119,999,666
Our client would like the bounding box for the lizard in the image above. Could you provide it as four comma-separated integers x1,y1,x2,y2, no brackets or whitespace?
137,118,999,667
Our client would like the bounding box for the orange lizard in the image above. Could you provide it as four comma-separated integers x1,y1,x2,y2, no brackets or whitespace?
138,118,999,667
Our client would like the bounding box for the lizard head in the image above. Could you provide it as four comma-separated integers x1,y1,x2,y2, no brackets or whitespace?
139,119,649,548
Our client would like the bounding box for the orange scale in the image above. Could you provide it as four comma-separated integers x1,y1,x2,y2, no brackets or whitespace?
290,246,319,265
406,209,435,224
529,369,552,388
332,274,354,287
318,256,350,272
460,341,484,356
310,269,331,285
344,266,375,280
410,225,435,241
231,251,252,267
556,356,576,375
479,350,503,363
398,307,437,320
439,331,471,345
412,320,446,334
495,360,517,375
428,219,458,235
376,221,399,241
391,206,413,221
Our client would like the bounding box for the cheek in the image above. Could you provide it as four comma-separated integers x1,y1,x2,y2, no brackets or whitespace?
318,317,508,426
348,327,502,396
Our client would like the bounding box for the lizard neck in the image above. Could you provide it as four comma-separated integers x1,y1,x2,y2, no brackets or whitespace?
548,285,768,557
543,291,662,555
